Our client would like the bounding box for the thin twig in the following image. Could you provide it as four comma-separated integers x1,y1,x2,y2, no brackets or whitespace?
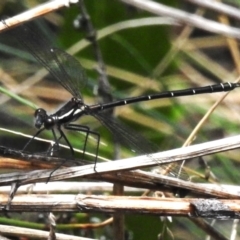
185,0,240,21
119,0,240,39
1,135,240,198
0,0,79,31
77,0,112,103
0,224,94,240
1,193,240,221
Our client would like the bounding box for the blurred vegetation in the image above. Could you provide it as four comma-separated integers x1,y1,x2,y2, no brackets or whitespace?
0,0,240,239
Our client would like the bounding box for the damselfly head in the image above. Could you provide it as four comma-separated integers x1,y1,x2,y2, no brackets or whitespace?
34,108,47,129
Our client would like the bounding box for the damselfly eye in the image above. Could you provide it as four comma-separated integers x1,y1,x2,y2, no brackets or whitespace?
34,108,47,129
34,108,47,117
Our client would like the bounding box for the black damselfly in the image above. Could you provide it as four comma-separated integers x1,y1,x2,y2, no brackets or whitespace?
4,21,240,176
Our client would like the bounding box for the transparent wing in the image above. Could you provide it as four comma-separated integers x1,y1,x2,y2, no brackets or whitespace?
6,21,86,99
91,112,189,180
